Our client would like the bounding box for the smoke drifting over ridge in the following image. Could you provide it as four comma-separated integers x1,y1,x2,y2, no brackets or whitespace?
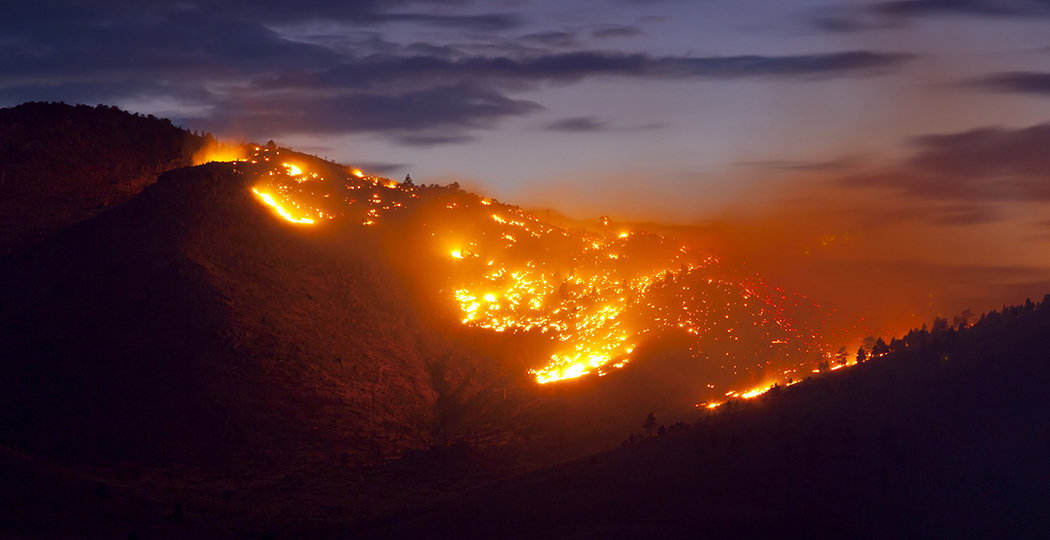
7,0,1049,376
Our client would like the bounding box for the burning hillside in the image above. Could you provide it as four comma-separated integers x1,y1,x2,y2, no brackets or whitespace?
229,144,852,400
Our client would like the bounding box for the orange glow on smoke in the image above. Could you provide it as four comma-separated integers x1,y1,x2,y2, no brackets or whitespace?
241,144,848,386
193,141,248,165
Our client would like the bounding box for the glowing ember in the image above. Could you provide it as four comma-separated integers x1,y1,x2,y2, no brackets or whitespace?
241,144,840,388
252,188,314,224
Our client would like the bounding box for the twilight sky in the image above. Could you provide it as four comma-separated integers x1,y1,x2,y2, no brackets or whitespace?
5,0,1050,334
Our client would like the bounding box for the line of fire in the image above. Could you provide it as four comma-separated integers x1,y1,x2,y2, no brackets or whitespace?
227,143,881,405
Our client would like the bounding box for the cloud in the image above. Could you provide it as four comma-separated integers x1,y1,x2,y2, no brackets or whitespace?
543,116,611,132
869,0,1050,18
846,123,1050,204
395,133,476,146
807,1,1050,34
0,0,915,146
199,49,910,141
737,158,859,172
519,31,579,48
374,12,523,31
969,71,1050,95
287,50,915,91
591,25,647,39
677,51,915,78
810,15,885,33
198,82,543,143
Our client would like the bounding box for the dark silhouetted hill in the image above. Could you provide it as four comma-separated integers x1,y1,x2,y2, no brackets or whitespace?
0,156,531,537
0,102,206,255
357,296,1050,540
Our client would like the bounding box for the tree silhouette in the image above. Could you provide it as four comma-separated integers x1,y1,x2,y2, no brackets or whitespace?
856,347,867,363
953,309,974,329
873,337,890,357
643,413,657,438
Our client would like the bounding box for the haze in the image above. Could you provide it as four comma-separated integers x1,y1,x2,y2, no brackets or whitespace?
4,0,1050,334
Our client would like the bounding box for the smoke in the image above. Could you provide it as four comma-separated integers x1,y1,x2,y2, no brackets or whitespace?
192,139,250,166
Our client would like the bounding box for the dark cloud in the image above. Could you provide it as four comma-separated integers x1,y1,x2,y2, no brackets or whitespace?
808,1,1050,34
395,133,475,146
544,116,611,132
591,25,647,39
0,0,915,146
870,0,1049,17
3,0,524,30
542,116,663,133
372,12,523,31
738,158,858,172
847,123,1050,205
970,71,1050,95
675,51,914,78
519,31,579,48
198,82,542,140
286,50,915,91
809,15,894,33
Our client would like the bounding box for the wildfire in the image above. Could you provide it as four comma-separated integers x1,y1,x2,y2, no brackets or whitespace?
242,143,838,387
192,141,248,165
251,188,314,224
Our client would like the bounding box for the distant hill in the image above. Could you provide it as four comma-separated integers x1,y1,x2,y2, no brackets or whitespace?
358,296,1050,539
0,102,206,255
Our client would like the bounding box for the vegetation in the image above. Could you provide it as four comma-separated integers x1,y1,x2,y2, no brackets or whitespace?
358,295,1050,538
0,102,206,255
2,105,1049,539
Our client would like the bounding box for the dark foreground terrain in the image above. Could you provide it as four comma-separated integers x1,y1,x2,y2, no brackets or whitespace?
359,299,1050,539
2,103,1049,539
4,295,1049,539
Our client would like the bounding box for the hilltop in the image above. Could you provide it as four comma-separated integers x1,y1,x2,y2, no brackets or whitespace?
0,102,206,256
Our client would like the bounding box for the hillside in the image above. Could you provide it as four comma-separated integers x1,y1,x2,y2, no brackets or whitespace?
0,102,206,256
3,107,1046,539
358,297,1050,539
0,156,535,536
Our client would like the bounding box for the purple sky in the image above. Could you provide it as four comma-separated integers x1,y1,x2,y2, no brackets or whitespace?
5,0,1050,327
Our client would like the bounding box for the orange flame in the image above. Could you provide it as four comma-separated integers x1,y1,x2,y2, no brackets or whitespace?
193,141,247,165
251,188,314,224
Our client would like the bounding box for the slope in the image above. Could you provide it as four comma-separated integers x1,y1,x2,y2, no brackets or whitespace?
358,297,1050,540
0,157,517,468
0,102,206,256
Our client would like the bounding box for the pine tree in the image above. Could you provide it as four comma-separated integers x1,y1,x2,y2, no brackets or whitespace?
643,413,657,438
